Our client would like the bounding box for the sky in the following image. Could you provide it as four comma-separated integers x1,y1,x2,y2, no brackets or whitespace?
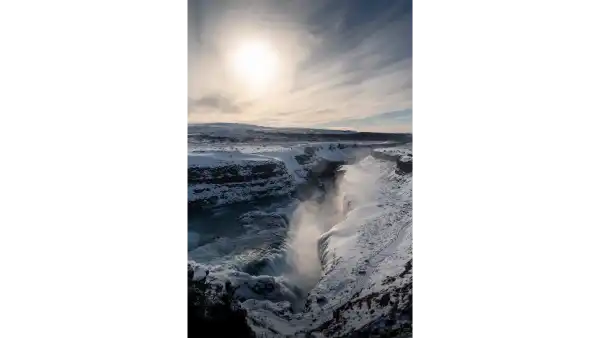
188,0,412,133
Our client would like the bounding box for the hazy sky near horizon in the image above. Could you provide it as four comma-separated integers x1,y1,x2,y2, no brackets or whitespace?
188,0,412,132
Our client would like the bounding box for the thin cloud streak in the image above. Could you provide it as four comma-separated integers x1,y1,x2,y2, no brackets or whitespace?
318,109,412,133
188,0,412,132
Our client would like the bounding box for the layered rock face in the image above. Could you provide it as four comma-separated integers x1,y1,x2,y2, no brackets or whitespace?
188,143,383,209
188,157,295,209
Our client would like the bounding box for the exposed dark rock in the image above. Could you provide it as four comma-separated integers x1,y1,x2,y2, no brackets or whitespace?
187,265,255,338
379,294,391,307
188,162,284,185
396,159,412,174
295,153,314,165
304,146,317,155
188,161,295,210
250,279,275,294
382,275,396,285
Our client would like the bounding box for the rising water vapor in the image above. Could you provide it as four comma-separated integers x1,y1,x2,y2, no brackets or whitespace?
281,156,387,293
282,167,348,294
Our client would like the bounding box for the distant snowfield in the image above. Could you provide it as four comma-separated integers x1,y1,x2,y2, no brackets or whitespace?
188,122,358,136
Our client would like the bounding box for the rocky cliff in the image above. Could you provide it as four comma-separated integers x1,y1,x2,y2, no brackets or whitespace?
188,157,295,209
188,143,393,209
372,146,413,174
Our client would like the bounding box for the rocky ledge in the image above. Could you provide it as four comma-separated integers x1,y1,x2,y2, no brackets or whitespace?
188,143,389,210
372,147,412,174
188,155,295,209
188,265,256,338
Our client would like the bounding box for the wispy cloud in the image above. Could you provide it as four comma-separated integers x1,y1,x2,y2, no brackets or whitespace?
189,94,244,114
318,109,412,133
188,0,412,132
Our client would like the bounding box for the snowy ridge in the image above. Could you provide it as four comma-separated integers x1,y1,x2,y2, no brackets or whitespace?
188,152,277,167
188,123,410,144
188,123,357,137
188,142,391,208
372,145,413,162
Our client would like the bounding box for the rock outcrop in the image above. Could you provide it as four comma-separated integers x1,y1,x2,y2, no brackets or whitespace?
188,265,256,338
396,159,412,174
188,158,295,209
188,143,385,209
372,147,413,175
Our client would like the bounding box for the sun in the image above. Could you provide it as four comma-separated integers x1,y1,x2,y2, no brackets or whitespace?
230,40,279,92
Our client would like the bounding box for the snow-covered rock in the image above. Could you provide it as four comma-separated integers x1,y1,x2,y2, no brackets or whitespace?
188,142,394,209
311,260,412,337
372,146,413,174
188,154,295,208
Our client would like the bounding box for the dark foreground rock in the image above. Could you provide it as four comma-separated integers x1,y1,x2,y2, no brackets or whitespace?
188,265,255,338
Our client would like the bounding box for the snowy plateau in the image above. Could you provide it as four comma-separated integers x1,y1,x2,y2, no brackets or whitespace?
188,124,412,337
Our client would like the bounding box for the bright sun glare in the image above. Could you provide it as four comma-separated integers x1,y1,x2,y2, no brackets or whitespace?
230,40,279,92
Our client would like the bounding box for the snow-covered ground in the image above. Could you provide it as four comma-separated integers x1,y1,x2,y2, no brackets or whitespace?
188,123,358,138
187,122,410,145
188,125,412,337
239,155,412,337
189,152,412,337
